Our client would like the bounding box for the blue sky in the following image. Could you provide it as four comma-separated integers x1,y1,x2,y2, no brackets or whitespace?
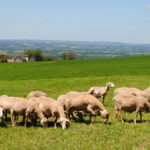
0,0,150,43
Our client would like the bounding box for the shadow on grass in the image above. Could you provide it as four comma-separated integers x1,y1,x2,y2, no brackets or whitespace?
120,119,150,123
0,123,8,128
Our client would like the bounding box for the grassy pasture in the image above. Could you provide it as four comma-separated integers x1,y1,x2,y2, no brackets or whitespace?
0,55,150,150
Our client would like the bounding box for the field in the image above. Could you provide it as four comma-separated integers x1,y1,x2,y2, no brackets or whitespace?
0,55,150,150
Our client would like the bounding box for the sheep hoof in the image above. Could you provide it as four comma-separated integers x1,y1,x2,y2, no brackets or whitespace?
134,120,137,124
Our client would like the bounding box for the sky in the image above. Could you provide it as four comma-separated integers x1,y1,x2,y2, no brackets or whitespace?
0,0,150,43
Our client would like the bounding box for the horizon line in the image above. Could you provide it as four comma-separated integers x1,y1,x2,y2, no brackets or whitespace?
0,38,150,45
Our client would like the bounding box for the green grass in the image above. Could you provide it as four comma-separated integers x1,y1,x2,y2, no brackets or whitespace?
0,55,150,150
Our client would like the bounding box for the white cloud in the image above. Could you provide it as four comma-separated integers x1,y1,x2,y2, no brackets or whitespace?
145,4,150,8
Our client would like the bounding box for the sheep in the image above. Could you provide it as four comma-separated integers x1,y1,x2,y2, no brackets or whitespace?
29,96,70,129
114,87,142,97
0,96,48,127
88,82,115,104
113,94,150,123
62,91,109,123
27,91,48,99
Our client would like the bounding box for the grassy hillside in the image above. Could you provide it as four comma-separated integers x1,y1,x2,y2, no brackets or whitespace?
0,55,150,150
0,55,150,81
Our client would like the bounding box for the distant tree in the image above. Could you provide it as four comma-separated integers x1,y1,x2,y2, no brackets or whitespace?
43,56,51,61
33,49,43,61
61,52,68,60
0,55,8,63
61,51,77,60
24,49,34,59
67,52,77,60
50,56,58,61
24,49,43,61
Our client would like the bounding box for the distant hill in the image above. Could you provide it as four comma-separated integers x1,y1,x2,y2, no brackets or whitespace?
0,39,150,58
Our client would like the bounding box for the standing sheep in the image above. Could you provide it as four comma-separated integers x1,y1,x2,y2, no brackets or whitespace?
113,94,150,123
88,82,115,104
0,96,48,127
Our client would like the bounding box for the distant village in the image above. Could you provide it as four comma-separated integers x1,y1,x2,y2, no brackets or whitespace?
0,52,29,63
0,50,76,63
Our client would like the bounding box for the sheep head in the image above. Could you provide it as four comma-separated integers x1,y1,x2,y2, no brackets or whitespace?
40,117,48,127
106,82,115,88
100,110,109,123
58,118,70,129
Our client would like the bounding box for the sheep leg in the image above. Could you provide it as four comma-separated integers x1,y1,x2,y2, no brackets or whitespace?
87,105,96,123
10,110,16,127
70,112,77,121
120,112,124,123
1,115,6,126
15,115,18,121
115,110,119,120
24,113,28,127
134,108,141,124
134,112,138,124
118,111,124,123
67,108,77,121
1,112,6,126
115,107,124,122
89,114,96,123
33,115,37,126
4,113,8,121
115,109,123,121
66,106,70,119
101,96,105,104
139,112,142,122
21,115,25,125
54,116,58,128
77,111,84,121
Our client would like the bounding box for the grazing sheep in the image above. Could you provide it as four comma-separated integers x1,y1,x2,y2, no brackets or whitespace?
27,91,48,99
88,82,115,104
114,87,142,97
63,91,109,123
0,96,48,127
29,96,70,129
113,94,150,123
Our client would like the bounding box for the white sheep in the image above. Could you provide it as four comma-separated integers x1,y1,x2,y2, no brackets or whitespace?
88,82,115,104
0,96,48,127
27,91,48,99
29,96,70,129
113,94,150,123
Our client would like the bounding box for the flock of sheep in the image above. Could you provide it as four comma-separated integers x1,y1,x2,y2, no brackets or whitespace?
0,82,150,129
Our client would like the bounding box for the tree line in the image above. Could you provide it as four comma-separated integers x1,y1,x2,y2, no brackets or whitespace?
24,49,77,61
